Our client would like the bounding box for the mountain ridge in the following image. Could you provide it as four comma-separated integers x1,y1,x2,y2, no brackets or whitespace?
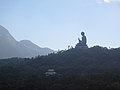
0,25,54,59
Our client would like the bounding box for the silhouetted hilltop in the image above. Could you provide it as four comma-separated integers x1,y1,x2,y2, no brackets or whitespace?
0,46,120,75
30,46,120,75
0,46,120,89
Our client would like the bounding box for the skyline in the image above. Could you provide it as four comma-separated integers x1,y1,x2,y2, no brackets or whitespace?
0,0,120,50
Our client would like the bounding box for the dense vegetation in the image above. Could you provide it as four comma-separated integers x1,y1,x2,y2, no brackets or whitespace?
0,46,120,89
0,73,120,90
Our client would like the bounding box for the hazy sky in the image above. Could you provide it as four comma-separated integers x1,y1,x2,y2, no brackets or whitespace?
0,0,120,50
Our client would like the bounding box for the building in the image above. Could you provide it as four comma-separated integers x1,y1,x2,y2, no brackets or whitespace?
45,69,56,76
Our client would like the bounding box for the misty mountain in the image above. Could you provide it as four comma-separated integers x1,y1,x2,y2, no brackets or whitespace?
0,25,54,59
19,40,54,55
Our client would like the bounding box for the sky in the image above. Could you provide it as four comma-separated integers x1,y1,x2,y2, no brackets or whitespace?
0,0,120,50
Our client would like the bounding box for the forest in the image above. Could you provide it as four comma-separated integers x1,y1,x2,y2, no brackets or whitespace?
0,46,120,89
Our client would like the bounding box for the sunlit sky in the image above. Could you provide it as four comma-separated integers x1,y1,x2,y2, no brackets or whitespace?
0,0,120,50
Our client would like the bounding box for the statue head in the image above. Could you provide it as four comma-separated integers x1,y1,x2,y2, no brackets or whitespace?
81,32,85,36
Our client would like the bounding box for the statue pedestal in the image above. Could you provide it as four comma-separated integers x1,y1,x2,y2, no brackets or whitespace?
75,42,88,49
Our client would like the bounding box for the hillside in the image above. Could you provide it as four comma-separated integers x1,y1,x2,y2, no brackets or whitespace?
20,40,53,55
0,46,120,75
0,46,120,89
0,25,54,59
28,46,120,75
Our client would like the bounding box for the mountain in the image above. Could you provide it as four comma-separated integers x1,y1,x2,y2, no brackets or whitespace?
19,40,54,55
0,25,54,59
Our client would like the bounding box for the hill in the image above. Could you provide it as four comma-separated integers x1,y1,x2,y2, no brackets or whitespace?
0,46,120,89
0,46,120,75
20,40,53,55
28,46,120,75
0,25,54,59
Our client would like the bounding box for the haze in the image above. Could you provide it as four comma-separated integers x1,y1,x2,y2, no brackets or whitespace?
0,0,120,50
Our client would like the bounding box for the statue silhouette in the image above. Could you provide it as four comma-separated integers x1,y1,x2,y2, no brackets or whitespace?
75,32,88,49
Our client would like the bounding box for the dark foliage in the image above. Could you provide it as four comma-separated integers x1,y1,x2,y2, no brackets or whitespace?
0,46,120,75
0,46,120,89
0,73,120,90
